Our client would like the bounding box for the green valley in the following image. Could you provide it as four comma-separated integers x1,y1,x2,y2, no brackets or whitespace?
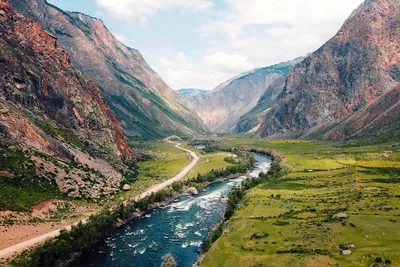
200,138,400,267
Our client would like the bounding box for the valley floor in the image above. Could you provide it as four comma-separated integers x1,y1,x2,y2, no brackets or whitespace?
200,138,400,267
0,138,228,261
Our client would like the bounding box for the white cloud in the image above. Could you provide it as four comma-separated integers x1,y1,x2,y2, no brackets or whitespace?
197,21,242,39
204,52,254,73
156,52,234,90
95,0,213,24
113,33,128,43
95,0,363,90
198,0,363,66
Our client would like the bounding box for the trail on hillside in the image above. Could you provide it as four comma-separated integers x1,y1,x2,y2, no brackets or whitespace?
0,137,199,259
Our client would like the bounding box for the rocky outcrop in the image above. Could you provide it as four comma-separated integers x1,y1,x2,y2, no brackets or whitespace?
10,0,207,139
185,58,303,133
308,85,400,141
254,0,399,138
0,0,131,198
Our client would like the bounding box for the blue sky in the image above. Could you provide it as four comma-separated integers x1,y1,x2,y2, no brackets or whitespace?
49,0,363,90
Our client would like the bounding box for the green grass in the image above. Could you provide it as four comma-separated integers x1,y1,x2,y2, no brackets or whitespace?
201,137,400,267
185,151,233,180
108,140,191,202
110,141,234,203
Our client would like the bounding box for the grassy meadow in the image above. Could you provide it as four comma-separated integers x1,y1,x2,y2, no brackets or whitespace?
200,137,400,267
113,140,233,202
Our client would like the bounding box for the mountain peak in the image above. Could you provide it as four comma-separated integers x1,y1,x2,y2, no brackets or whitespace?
252,0,399,139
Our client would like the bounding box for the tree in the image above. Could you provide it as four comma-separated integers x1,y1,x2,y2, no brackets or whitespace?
161,253,177,267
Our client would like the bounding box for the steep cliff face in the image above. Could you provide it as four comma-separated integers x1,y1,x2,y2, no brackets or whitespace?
0,0,131,199
307,85,400,141
10,0,206,138
236,71,292,133
255,0,399,138
186,59,302,133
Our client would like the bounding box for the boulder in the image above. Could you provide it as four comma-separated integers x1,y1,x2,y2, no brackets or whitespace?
332,212,348,220
343,244,355,250
122,184,131,191
185,187,198,195
342,250,352,255
250,232,269,240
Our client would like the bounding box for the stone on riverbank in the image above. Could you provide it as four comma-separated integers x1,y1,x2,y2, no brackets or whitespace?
185,187,198,195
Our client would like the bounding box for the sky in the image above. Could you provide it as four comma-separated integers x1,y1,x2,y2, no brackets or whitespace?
49,0,363,90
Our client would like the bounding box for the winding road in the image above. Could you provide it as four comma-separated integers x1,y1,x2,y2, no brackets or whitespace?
0,137,199,259
132,137,199,201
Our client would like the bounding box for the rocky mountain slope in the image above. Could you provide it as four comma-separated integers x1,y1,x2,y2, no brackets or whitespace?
10,0,206,139
236,70,293,134
308,84,400,141
0,0,132,201
252,0,399,138
185,59,303,133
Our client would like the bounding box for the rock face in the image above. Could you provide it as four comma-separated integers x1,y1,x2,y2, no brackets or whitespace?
236,73,291,133
10,0,207,139
253,0,399,139
0,0,131,198
308,85,400,140
185,58,303,133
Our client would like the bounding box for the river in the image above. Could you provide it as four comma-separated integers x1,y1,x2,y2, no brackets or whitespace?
71,154,271,267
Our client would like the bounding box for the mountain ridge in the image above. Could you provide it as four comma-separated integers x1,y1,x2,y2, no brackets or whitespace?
10,0,207,139
0,0,133,199
251,0,399,139
185,58,304,133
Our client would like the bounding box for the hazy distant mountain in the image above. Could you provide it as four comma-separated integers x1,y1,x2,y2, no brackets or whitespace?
252,0,400,139
177,89,208,97
184,58,304,133
11,0,207,139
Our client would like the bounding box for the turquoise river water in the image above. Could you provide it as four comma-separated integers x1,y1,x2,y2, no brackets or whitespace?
72,154,271,267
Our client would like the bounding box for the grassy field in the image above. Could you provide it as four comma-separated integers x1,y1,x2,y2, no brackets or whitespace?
109,140,190,202
201,137,400,267
111,140,233,202
185,151,233,180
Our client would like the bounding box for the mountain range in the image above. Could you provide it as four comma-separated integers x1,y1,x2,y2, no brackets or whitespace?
0,0,399,203
7,0,399,142
245,0,399,140
177,89,208,97
181,58,304,133
10,0,207,139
